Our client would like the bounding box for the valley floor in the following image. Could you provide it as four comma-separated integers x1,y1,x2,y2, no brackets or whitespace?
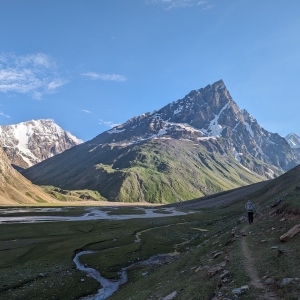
0,206,187,224
0,200,159,207
0,180,300,299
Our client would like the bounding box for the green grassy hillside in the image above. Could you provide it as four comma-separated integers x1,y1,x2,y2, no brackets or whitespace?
41,186,107,202
23,139,272,203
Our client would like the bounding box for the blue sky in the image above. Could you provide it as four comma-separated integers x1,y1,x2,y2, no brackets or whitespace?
0,0,299,141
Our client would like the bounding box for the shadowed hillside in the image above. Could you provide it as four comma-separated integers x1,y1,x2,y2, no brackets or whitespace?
0,143,58,205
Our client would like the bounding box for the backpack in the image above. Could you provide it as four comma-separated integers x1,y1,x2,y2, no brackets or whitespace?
246,202,254,212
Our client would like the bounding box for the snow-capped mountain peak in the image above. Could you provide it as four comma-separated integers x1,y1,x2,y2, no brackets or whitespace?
91,79,298,176
285,132,300,148
0,119,83,169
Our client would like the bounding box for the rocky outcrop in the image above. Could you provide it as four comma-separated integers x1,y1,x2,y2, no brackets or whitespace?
0,119,82,169
280,224,300,242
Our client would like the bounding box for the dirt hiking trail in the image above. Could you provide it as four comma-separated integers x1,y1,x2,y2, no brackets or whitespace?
241,223,280,300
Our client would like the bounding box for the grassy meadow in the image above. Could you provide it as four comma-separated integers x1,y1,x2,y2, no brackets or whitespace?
1,169,300,300
0,206,239,300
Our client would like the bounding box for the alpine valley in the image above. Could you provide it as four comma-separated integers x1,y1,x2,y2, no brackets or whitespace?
23,80,300,204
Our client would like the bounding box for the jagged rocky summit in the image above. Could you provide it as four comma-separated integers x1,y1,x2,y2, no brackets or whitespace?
23,80,300,203
0,119,83,170
94,79,297,174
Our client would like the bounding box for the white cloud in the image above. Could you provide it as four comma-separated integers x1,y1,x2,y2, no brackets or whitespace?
0,53,68,99
0,111,10,118
47,79,68,91
82,72,126,82
80,109,92,114
81,72,101,80
99,119,120,128
146,0,213,10
32,91,43,100
202,4,213,10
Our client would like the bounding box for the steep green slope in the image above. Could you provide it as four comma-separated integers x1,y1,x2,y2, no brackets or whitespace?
241,163,300,213
41,186,107,202
24,139,269,204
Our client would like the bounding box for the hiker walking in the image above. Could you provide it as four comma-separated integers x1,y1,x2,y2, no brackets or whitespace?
245,200,255,224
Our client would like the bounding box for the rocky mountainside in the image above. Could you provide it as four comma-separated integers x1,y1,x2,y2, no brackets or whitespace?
0,142,56,205
93,79,297,174
285,132,300,160
23,80,299,203
0,119,83,170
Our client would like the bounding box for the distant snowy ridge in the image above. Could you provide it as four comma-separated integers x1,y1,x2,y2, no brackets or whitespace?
0,119,83,169
285,133,300,148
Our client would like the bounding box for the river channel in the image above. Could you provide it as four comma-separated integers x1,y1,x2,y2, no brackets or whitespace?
0,206,188,224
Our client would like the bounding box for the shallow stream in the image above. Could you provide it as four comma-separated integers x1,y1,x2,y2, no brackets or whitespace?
73,251,128,300
0,206,188,224
73,250,175,300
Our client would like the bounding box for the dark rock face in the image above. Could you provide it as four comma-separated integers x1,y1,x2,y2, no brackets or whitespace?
93,80,298,176
0,119,83,169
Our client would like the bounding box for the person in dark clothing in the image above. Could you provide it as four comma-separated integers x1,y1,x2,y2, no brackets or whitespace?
245,200,255,224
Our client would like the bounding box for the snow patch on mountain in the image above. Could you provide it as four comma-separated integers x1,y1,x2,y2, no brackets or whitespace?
201,102,230,137
244,122,254,137
164,122,203,134
174,104,184,115
233,147,243,163
107,128,126,134
266,137,277,145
